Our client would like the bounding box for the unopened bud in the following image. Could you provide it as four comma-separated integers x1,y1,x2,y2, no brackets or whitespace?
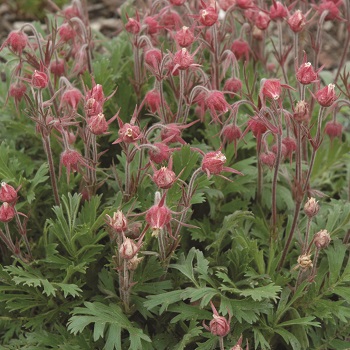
297,254,313,270
304,197,320,218
0,202,15,222
314,229,331,249
0,182,17,203
119,238,138,260
106,210,128,233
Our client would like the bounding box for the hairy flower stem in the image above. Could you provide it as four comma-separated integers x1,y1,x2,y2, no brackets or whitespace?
295,124,302,184
314,11,328,70
133,44,142,100
158,228,167,263
219,336,225,350
122,260,130,312
278,200,302,270
43,135,60,205
302,217,312,255
175,70,185,123
211,23,220,90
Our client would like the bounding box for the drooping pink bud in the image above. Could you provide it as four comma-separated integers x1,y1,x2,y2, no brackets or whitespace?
175,26,194,47
324,120,342,140
203,301,231,337
88,113,109,135
173,48,195,70
149,143,171,164
316,0,342,21
153,166,176,189
61,87,82,109
32,69,48,89
296,62,318,85
248,118,267,138
221,124,242,143
260,151,276,168
125,17,141,34
161,124,186,144
231,39,250,61
9,82,27,102
261,79,282,100
205,91,229,114
0,183,17,203
145,89,161,113
106,210,128,233
58,23,76,42
169,0,186,5
160,9,182,30
255,11,270,30
0,202,15,223
199,6,218,26
145,195,172,230
60,149,81,172
235,0,255,9
224,78,242,93
119,238,139,260
282,137,297,159
144,16,159,35
271,143,288,158
219,0,235,11
287,10,306,33
144,49,162,70
1,31,28,54
202,151,226,175
269,1,288,20
50,59,65,77
315,84,337,107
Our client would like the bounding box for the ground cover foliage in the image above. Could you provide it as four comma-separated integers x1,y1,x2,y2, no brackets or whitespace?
0,0,350,349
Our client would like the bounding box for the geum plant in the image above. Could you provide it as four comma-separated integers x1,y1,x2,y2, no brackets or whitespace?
0,0,350,349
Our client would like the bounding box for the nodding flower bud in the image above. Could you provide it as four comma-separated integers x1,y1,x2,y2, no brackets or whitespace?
61,88,82,109
32,69,48,89
304,197,320,218
235,0,255,9
145,198,172,231
205,91,229,114
315,84,337,107
202,151,226,175
248,119,267,138
282,137,297,159
287,10,306,33
219,0,236,11
324,121,343,140
149,143,171,164
175,26,194,47
317,0,342,21
199,6,218,26
106,210,128,233
221,124,242,143
9,82,26,102
1,31,28,54
125,17,141,34
50,59,65,77
173,48,195,70
203,301,231,337
60,149,81,172
0,182,17,203
255,11,271,30
153,166,176,189
261,79,282,100
58,23,76,42
144,49,162,70
231,39,250,61
269,1,288,20
260,151,276,169
224,78,242,93
293,100,310,123
0,202,15,223
88,113,108,135
296,62,318,85
145,89,161,112
144,16,159,35
119,238,139,260
314,229,331,249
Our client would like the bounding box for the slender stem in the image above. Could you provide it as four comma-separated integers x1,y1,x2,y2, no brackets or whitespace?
211,23,220,90
219,336,225,350
42,135,60,205
302,217,312,255
158,228,167,262
278,200,302,270
175,70,185,123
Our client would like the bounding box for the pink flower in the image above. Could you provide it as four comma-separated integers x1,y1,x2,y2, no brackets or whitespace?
149,143,171,164
0,202,15,223
61,87,82,109
9,82,26,103
169,0,186,5
152,160,177,189
145,89,161,112
113,108,143,145
202,150,242,177
50,59,65,77
144,16,160,35
144,48,162,71
231,39,250,61
315,0,343,21
125,13,141,34
88,113,108,135
160,121,198,144
269,1,287,20
145,195,172,231
32,67,48,89
296,61,318,85
255,11,270,30
287,10,306,33
261,79,282,100
173,48,195,70
282,137,297,159
293,100,310,123
119,238,139,260
324,120,342,140
60,148,90,184
106,210,128,233
203,301,231,337
159,9,182,30
221,124,242,143
0,183,18,203
315,84,337,107
204,91,230,123
199,2,218,26
247,118,268,138
224,78,243,93
58,23,76,42
260,151,276,169
175,26,194,47
236,0,255,9
0,31,28,54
